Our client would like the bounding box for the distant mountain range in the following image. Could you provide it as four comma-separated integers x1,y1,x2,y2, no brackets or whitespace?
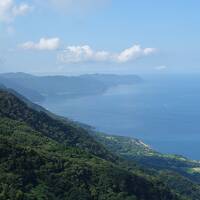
0,72,142,102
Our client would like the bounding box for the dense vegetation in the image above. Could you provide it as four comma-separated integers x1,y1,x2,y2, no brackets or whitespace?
0,90,116,162
91,132,200,199
0,89,182,200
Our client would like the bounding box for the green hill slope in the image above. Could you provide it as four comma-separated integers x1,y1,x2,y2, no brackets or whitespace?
0,90,181,200
0,90,116,162
91,132,200,199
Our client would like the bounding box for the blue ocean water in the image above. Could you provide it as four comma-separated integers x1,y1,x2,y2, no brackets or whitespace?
42,75,200,160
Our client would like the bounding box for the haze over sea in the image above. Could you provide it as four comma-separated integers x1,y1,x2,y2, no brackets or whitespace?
42,74,200,160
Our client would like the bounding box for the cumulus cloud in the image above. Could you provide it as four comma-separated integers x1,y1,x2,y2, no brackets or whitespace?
58,44,156,64
117,45,156,63
0,0,32,23
20,38,61,51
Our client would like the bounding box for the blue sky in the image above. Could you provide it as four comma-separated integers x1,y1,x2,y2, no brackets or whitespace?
0,0,200,75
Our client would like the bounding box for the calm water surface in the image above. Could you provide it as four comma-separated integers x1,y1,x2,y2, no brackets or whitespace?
42,75,200,160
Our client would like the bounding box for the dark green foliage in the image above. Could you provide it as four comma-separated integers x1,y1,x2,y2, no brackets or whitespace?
0,118,180,200
0,90,116,162
91,132,200,200
158,171,200,200
0,90,181,199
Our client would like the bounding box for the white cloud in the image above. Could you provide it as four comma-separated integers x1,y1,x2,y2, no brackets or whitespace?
58,45,110,63
20,38,61,51
58,44,156,64
117,45,156,63
0,0,32,23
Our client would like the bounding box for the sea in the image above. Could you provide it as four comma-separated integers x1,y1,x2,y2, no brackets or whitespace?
42,74,200,160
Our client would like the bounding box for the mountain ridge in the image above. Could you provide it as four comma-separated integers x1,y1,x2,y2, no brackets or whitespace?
0,72,142,102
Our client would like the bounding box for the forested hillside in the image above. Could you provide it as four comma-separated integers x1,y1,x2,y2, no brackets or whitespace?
0,89,181,200
91,132,200,199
